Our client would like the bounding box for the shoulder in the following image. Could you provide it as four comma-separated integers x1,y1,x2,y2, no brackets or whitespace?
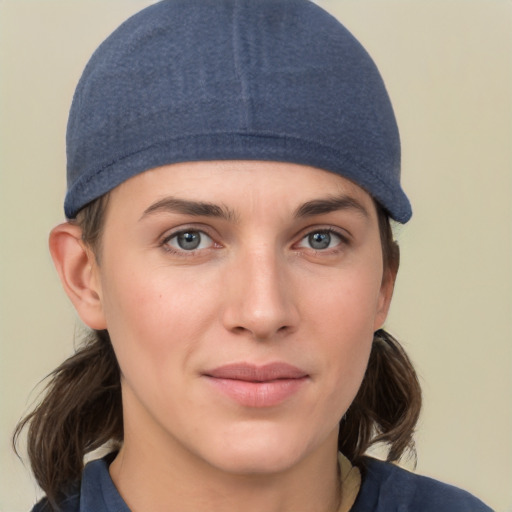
29,453,121,512
351,457,493,512
30,491,80,512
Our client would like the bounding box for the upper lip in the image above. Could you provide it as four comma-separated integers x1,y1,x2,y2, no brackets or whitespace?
204,362,308,382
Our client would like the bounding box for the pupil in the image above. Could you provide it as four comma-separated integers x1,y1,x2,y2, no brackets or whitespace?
178,232,200,250
309,232,330,249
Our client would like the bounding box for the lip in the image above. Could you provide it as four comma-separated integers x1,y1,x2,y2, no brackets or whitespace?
203,362,309,408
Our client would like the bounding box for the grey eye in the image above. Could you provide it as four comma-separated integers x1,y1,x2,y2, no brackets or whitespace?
177,232,201,250
308,232,332,250
167,230,213,251
298,230,343,250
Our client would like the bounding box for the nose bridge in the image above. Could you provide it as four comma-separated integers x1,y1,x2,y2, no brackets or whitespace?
222,240,298,339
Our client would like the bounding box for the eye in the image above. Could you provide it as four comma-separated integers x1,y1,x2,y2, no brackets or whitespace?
165,230,213,251
298,230,344,250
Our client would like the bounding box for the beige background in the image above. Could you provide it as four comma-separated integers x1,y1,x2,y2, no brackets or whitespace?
1,1,510,511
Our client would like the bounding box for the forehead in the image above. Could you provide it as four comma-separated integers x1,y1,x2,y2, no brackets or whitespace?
109,160,377,216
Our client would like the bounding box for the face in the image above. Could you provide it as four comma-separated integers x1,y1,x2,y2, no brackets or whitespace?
89,161,393,476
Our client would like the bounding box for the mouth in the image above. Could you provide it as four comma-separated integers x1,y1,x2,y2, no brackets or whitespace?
202,362,309,408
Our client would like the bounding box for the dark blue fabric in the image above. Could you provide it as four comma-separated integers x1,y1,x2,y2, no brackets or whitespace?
351,458,494,512
30,455,493,511
65,0,411,222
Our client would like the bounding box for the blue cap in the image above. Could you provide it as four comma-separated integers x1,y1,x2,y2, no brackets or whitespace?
65,0,411,222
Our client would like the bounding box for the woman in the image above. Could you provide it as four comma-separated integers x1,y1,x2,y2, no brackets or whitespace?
15,1,492,511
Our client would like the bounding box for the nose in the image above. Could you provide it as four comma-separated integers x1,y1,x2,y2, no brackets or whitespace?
221,246,300,340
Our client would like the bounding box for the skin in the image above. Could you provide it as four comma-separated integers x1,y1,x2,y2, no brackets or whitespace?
50,160,395,512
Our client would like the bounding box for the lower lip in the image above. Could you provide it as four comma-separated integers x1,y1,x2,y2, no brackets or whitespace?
205,376,308,408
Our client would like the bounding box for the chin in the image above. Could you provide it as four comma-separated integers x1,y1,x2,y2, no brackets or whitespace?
194,421,332,476
210,447,304,476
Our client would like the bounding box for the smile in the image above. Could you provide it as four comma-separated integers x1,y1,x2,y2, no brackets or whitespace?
203,363,310,408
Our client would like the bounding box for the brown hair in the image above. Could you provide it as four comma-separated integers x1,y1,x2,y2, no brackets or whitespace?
14,195,421,508
338,206,422,464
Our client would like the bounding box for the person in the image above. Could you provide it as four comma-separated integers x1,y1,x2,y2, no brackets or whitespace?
14,1,493,511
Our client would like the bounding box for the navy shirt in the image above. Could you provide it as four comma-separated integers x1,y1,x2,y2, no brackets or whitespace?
32,454,493,512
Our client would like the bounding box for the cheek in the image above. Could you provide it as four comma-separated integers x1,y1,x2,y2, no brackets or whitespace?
301,262,382,410
98,262,216,377
305,262,383,338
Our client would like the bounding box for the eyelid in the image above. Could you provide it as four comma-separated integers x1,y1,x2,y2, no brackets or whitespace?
298,225,351,241
159,222,216,241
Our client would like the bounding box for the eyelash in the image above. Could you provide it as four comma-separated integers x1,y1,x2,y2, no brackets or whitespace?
159,226,350,256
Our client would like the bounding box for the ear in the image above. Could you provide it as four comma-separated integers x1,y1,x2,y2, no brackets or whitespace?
49,222,107,330
373,264,398,332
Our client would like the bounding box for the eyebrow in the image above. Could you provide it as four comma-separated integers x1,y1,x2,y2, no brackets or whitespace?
140,194,369,222
140,197,237,221
294,194,370,219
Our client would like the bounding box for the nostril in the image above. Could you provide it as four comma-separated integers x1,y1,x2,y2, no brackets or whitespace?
229,323,292,340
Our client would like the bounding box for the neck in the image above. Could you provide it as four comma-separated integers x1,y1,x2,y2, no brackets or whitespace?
110,433,341,512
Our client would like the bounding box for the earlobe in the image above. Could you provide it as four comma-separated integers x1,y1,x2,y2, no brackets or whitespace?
49,222,107,330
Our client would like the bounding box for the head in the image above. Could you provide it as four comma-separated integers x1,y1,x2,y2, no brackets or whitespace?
17,0,420,505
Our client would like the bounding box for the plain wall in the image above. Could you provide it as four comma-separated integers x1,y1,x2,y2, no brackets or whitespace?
1,1,510,511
